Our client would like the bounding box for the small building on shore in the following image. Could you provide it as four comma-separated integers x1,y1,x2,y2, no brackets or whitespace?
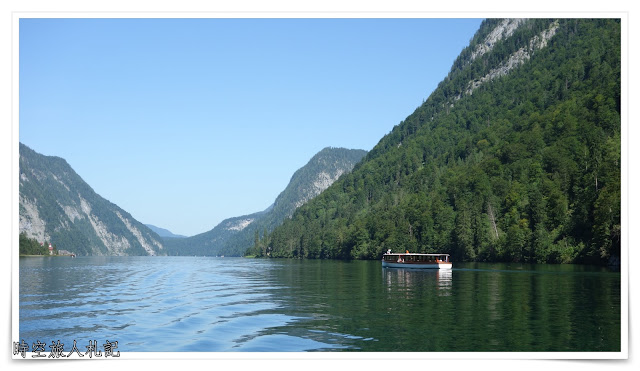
57,249,75,257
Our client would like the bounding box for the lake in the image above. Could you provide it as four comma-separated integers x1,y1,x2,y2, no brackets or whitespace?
18,256,621,353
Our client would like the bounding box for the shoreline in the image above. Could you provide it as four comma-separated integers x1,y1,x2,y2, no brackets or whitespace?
19,254,73,257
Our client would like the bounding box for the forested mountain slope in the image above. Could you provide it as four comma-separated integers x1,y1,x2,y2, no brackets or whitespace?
165,147,367,256
264,19,620,265
19,143,165,256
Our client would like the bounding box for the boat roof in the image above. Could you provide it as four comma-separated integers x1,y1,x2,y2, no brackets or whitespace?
383,253,449,256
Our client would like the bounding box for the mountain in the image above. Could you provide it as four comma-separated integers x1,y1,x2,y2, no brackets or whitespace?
264,19,621,265
164,147,368,256
145,224,187,239
19,143,165,256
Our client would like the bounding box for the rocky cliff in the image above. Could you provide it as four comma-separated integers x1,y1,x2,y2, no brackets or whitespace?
19,143,164,256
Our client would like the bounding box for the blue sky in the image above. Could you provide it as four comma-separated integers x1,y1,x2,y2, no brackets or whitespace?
19,17,483,237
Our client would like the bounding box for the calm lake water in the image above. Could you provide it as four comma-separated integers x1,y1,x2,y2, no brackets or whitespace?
19,256,621,353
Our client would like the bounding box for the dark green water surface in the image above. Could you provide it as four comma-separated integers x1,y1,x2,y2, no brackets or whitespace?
19,257,620,352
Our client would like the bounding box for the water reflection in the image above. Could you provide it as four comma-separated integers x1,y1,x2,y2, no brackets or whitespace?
436,269,452,294
20,258,620,352
382,267,452,296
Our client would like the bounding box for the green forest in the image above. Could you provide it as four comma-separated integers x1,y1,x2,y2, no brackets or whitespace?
253,19,621,265
19,232,53,256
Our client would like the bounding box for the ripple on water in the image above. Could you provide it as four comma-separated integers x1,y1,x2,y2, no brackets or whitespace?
19,257,621,352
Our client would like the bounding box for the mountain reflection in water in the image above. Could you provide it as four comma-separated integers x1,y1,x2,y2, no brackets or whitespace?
20,257,620,352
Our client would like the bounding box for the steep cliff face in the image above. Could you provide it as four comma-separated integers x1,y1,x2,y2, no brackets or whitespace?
271,147,369,218
464,20,559,96
164,147,367,256
469,18,527,61
19,143,164,256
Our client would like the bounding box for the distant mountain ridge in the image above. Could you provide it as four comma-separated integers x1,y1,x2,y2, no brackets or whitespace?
145,224,187,239
164,147,367,256
19,143,164,256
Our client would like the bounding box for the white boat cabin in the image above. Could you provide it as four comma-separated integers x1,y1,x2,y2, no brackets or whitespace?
381,251,452,269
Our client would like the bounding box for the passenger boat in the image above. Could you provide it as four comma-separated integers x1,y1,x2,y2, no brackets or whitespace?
381,250,452,269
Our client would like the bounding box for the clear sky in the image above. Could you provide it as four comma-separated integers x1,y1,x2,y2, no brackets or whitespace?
19,17,483,237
